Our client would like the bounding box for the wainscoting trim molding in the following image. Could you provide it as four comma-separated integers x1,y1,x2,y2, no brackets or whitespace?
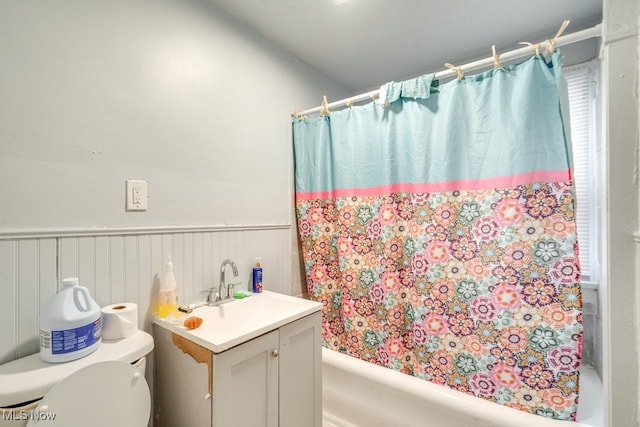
0,224,291,240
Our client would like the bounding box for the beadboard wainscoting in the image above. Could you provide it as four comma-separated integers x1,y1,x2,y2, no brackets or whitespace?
0,225,292,365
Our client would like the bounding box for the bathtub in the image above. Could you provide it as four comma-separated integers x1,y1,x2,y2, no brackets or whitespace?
322,348,601,427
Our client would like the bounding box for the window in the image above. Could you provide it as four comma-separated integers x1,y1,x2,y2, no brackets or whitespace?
565,62,598,285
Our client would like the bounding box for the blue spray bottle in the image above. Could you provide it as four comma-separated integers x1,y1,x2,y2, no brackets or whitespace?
252,257,263,293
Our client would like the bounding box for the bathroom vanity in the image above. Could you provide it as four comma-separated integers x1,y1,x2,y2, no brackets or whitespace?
153,291,322,427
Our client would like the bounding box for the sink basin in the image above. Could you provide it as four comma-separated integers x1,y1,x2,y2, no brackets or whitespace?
154,291,322,353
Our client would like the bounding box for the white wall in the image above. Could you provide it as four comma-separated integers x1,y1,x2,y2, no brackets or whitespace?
0,0,346,230
602,0,640,425
0,1,347,409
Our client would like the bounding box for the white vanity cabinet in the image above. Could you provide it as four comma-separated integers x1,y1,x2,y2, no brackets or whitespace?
154,308,322,427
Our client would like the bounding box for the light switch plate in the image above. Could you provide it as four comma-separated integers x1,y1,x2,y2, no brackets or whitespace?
126,179,148,211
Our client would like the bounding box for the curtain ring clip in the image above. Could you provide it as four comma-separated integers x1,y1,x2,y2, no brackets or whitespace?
547,19,570,55
492,45,503,71
519,42,541,57
444,63,464,80
320,95,330,116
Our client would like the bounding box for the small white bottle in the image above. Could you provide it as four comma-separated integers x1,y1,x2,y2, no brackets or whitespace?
158,256,178,318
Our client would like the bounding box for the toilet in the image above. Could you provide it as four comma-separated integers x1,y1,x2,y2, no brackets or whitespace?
0,330,153,427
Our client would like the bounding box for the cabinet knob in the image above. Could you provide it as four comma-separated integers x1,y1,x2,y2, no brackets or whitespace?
272,349,279,358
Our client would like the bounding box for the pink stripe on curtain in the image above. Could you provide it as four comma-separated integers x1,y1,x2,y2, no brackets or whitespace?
295,169,573,201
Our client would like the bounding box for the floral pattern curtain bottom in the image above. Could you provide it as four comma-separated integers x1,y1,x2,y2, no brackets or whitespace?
293,53,582,421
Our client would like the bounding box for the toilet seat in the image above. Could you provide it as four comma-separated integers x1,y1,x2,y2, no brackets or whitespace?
26,361,150,427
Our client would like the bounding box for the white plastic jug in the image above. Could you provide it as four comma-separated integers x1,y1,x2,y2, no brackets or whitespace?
39,277,102,363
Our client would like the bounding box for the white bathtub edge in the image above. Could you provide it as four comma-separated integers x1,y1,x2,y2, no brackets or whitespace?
322,347,593,427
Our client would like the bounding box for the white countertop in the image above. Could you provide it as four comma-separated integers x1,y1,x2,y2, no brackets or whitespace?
153,291,321,353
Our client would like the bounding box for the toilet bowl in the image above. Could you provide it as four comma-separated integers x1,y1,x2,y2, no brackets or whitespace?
0,330,153,427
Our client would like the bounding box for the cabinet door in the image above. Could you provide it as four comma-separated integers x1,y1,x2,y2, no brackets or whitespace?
213,330,279,427
153,325,212,427
279,312,322,427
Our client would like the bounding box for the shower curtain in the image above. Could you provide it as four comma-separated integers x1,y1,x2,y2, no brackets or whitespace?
293,52,582,421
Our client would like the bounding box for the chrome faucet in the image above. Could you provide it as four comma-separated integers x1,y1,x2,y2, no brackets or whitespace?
219,258,239,300
181,259,240,310
180,283,229,311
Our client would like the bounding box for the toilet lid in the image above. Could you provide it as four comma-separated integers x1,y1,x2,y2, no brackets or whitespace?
26,361,150,427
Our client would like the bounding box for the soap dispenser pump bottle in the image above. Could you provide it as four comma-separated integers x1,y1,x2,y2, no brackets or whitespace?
158,256,178,318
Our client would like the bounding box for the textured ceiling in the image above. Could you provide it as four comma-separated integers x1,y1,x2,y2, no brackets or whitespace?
209,0,602,91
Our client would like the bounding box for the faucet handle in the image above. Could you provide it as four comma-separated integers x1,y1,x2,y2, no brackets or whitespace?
201,287,218,303
227,283,240,297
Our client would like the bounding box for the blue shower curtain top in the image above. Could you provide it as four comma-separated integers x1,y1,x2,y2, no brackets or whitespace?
293,52,571,198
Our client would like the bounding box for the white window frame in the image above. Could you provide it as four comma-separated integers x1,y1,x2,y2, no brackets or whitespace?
564,61,599,288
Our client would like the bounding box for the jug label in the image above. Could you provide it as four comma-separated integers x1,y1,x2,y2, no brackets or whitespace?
40,318,102,354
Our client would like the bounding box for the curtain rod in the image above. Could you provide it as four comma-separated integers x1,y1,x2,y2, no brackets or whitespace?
294,23,602,117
